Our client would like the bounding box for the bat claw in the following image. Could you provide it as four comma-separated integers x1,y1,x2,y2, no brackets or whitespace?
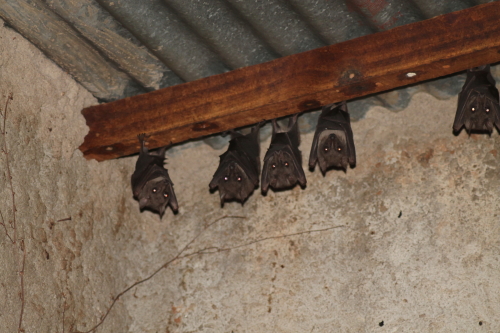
137,133,150,141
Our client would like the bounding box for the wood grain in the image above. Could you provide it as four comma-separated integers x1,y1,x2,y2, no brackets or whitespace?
79,2,500,161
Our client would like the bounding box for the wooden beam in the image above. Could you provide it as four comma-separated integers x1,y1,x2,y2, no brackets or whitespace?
80,2,500,161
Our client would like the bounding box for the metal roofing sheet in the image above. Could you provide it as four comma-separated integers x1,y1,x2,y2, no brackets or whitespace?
0,0,497,147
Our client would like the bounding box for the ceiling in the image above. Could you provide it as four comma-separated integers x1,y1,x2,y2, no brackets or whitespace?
1,0,498,148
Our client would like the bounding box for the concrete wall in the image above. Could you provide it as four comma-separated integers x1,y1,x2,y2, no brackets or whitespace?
1,21,499,332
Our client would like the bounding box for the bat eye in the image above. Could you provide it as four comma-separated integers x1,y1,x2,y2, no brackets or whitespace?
237,177,242,182
471,107,476,112
163,193,169,198
486,108,490,113
271,164,276,169
224,176,229,181
152,188,157,193
284,162,289,167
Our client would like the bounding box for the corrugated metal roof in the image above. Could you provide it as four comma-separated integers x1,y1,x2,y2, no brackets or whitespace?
0,0,497,147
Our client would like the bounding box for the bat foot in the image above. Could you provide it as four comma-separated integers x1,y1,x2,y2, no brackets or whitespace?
137,133,151,152
137,133,150,141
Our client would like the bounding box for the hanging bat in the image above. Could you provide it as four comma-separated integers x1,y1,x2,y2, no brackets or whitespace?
131,134,178,217
309,101,356,173
261,114,306,193
209,125,261,205
453,65,500,134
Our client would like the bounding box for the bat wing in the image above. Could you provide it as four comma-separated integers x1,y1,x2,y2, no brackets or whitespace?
309,129,321,169
233,125,261,178
489,96,500,131
260,145,277,194
261,145,279,194
288,145,307,187
164,173,178,212
453,87,476,132
286,114,301,149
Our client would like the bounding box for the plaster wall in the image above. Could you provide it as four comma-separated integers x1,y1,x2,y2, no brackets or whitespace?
0,22,499,332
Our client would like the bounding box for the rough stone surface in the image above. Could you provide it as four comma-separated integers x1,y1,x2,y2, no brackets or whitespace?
1,21,499,333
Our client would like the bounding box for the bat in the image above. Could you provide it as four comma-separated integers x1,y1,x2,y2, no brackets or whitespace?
261,114,306,193
209,125,260,205
453,65,500,134
309,101,356,173
131,134,178,217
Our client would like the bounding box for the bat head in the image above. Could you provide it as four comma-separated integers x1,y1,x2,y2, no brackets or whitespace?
138,176,178,217
210,161,257,204
461,90,500,133
316,129,349,173
262,149,306,192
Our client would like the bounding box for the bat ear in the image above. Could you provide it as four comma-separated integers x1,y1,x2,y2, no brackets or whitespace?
208,176,219,191
486,120,494,134
292,160,307,187
348,151,356,167
167,184,179,212
261,164,270,194
308,132,319,170
464,118,472,133
158,204,167,218
235,190,244,203
219,192,226,206
139,197,148,210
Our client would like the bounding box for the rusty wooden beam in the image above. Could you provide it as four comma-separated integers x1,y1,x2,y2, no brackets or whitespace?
80,2,500,161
